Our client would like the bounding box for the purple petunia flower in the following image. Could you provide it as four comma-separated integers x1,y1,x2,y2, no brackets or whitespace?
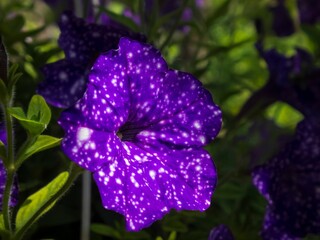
208,224,234,240
258,46,319,121
239,43,316,121
253,120,320,239
0,124,18,209
37,11,145,108
297,0,320,25
58,37,222,231
247,43,320,238
270,0,295,37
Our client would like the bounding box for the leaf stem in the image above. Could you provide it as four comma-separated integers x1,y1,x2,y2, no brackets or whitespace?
13,163,83,240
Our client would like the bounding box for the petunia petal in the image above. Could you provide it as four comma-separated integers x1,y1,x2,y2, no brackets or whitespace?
93,140,216,231
59,123,122,172
208,224,234,240
58,11,145,65
261,207,301,240
253,120,320,238
136,88,221,147
37,60,87,108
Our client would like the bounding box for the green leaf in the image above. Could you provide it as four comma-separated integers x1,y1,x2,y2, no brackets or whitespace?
8,107,46,135
8,95,51,135
91,224,122,239
168,231,177,240
16,135,61,166
27,95,51,125
15,172,69,231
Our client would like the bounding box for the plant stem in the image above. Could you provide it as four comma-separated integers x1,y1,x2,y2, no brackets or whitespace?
80,171,91,240
13,163,83,240
2,170,14,233
3,106,15,233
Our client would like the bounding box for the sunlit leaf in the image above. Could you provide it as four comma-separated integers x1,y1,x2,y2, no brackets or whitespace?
8,95,51,135
15,172,69,231
8,107,46,135
27,95,51,125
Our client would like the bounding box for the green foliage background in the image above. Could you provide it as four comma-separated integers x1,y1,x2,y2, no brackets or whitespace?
0,0,319,239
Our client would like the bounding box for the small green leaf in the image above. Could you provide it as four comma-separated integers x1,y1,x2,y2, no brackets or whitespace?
8,95,51,135
8,107,46,135
168,231,177,240
27,95,51,125
91,224,122,239
15,172,69,231
16,135,61,166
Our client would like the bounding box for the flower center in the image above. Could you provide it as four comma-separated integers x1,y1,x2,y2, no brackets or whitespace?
116,132,123,140
116,123,144,142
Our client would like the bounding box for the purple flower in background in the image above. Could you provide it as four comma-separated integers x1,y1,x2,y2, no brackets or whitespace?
239,44,316,121
37,11,145,108
270,0,295,37
208,225,234,240
297,0,320,24
59,37,222,231
258,46,320,121
0,124,18,209
253,120,320,239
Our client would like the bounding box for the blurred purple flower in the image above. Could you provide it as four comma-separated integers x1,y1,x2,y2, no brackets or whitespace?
0,124,18,210
239,44,316,121
270,0,295,37
58,37,222,231
253,120,320,239
242,42,320,238
258,46,319,121
297,0,320,24
208,225,234,240
37,11,145,108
